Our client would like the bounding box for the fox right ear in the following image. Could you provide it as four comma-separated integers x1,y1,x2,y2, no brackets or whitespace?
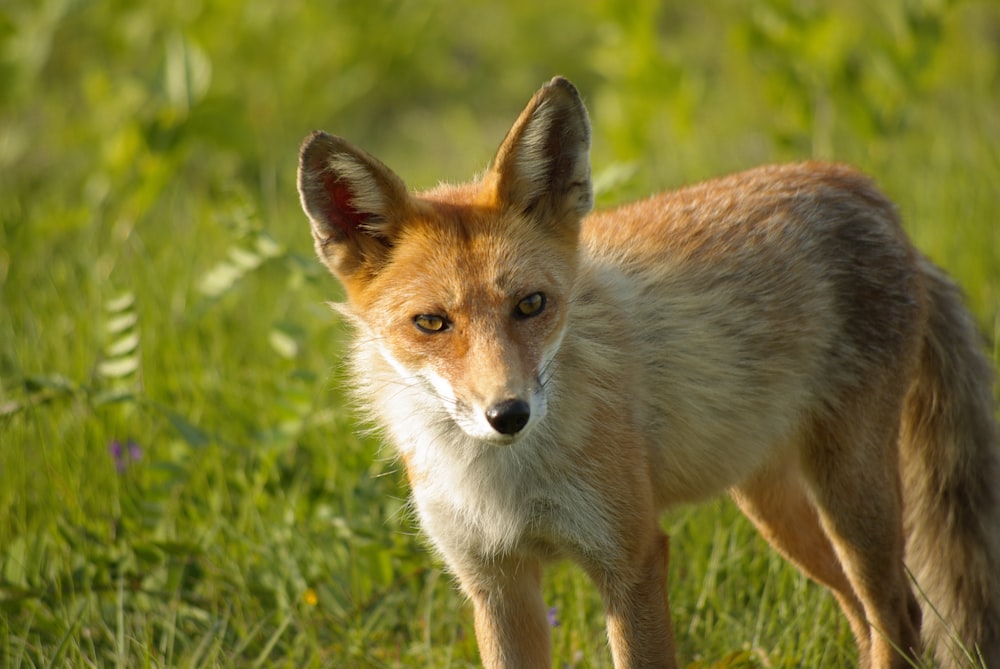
486,77,593,228
297,131,410,279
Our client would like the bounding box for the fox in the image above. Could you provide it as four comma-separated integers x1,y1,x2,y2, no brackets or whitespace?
297,77,1000,668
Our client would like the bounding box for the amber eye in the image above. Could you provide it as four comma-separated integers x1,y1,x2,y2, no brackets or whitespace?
514,292,546,319
413,314,448,333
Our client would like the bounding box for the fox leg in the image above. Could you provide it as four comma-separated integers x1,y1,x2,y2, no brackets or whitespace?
589,529,678,669
731,456,873,659
803,417,923,669
459,556,551,669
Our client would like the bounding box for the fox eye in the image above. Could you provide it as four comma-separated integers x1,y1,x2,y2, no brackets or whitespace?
413,314,448,333
514,292,546,319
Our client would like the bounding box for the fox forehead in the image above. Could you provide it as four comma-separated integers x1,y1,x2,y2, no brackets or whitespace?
352,198,577,317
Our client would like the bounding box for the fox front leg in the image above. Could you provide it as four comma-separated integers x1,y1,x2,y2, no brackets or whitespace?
460,556,552,668
594,531,678,669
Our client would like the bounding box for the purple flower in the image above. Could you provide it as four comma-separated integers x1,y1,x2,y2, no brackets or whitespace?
109,439,142,473
109,441,125,472
547,606,560,628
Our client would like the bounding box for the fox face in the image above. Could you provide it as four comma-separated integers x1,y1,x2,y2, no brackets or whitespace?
356,207,575,443
298,78,592,443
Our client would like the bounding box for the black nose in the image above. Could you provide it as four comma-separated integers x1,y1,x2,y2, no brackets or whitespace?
485,398,531,435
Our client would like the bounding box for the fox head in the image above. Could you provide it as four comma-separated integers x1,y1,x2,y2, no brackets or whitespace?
297,77,592,442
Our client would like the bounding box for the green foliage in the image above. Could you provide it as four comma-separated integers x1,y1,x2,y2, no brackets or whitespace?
1,0,997,666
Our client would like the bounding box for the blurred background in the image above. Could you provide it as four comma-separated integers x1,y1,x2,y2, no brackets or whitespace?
1,0,998,666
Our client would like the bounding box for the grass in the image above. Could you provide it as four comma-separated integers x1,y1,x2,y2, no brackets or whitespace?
1,0,997,666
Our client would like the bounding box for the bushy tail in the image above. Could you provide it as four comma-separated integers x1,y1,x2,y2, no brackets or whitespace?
900,256,1000,668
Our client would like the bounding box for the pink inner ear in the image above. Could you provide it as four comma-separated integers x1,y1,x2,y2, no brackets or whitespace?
322,172,372,237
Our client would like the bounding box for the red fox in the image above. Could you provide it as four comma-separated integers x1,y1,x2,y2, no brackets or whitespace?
297,77,1000,668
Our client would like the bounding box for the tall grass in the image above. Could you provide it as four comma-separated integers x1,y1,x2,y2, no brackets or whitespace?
1,0,997,666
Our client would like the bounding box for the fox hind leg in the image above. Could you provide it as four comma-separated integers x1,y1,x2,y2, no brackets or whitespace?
731,456,873,660
803,415,923,669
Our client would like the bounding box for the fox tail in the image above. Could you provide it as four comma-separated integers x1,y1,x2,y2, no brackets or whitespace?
900,256,1000,668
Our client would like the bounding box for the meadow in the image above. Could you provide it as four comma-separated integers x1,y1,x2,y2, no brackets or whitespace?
1,0,998,666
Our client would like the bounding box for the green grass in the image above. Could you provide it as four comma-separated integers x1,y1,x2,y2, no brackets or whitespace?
1,0,997,666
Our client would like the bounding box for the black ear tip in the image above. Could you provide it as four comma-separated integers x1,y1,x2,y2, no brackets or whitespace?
547,76,576,91
303,129,329,142
300,129,329,150
544,76,582,101
299,131,335,165
541,78,588,131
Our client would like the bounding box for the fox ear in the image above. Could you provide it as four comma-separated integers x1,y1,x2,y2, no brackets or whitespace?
487,77,593,225
297,131,410,279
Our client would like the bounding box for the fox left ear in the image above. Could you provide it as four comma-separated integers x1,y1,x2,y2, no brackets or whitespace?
487,76,593,225
297,131,410,281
